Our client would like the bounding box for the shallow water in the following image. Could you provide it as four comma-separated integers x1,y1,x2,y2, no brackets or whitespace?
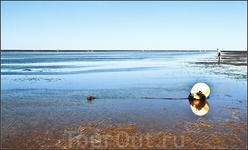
1,51,247,148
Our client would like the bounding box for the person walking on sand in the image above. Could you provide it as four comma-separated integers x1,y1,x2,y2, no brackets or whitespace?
217,48,221,61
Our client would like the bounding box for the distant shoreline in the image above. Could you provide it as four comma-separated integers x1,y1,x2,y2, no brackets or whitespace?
1,50,246,52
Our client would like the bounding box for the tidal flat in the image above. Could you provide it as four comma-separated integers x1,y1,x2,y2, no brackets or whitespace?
1,51,247,149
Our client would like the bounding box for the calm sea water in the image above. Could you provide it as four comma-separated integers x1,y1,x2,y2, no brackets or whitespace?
1,51,216,89
1,51,208,74
1,50,246,101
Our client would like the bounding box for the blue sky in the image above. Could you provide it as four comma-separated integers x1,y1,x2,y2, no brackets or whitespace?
1,1,247,50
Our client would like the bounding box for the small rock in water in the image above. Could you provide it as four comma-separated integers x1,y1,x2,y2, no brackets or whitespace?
87,96,95,100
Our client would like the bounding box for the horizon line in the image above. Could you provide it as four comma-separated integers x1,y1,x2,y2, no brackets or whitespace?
1,49,247,52
1,49,247,51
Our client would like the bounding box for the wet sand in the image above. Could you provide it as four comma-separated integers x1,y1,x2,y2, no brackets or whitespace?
221,51,247,66
189,51,247,80
1,51,247,149
193,51,247,66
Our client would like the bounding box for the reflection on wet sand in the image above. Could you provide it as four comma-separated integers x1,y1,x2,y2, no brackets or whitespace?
188,98,210,116
142,94,210,116
217,59,221,68
141,96,211,116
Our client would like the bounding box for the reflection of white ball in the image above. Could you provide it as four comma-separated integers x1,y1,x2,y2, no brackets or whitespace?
190,100,210,116
190,82,210,99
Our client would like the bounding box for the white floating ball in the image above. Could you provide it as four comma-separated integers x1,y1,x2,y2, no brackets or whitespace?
190,82,210,99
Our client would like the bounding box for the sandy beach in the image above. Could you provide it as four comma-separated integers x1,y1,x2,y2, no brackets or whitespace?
1,51,247,149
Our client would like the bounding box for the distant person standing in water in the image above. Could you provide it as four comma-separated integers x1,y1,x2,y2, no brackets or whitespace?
217,48,221,61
